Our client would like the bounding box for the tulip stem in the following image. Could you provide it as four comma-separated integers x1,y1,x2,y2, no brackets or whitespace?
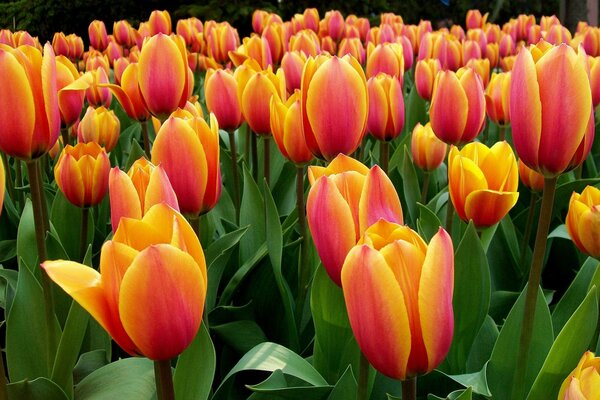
0,353,6,400
141,121,151,159
380,141,390,174
512,176,557,399
26,159,58,373
498,125,506,142
61,127,69,148
519,192,538,272
445,197,454,236
251,132,258,182
228,130,240,224
1,153,15,206
295,165,309,323
14,158,23,208
263,136,270,187
402,377,417,400
154,359,175,400
421,171,431,204
357,352,369,400
80,207,89,261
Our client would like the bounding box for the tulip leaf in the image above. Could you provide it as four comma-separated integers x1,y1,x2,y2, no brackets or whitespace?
218,242,267,306
7,377,68,400
16,199,37,273
6,258,61,382
527,286,598,399
547,224,570,240
264,179,299,351
551,257,600,335
50,191,94,261
74,357,156,399
123,138,145,171
553,178,600,219
246,369,332,400
427,387,473,400
438,363,491,396
327,366,357,400
417,203,443,242
311,266,361,384
0,239,16,263
466,315,499,372
73,350,109,385
487,287,553,400
212,320,268,354
405,84,428,135
400,146,420,224
174,323,216,400
444,222,490,374
239,166,265,263
213,342,328,399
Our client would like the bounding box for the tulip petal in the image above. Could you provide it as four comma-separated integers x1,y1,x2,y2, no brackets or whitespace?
145,166,180,214
341,245,411,380
578,209,600,258
109,167,142,232
359,166,403,234
458,69,485,141
448,149,487,221
430,71,468,145
119,244,205,360
464,190,519,227
418,228,454,371
306,177,356,286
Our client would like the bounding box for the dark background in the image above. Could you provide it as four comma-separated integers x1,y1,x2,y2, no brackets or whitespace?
0,0,566,45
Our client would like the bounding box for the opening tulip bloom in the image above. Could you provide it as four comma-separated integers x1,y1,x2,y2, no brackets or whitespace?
414,59,441,101
301,55,368,160
485,72,511,126
558,351,600,400
518,159,545,192
0,43,60,160
411,122,447,172
306,154,403,286
56,55,84,128
367,73,405,141
42,203,207,361
54,142,110,208
341,220,454,380
566,186,600,259
270,91,313,165
510,44,594,177
77,106,120,152
448,141,519,227
109,157,179,232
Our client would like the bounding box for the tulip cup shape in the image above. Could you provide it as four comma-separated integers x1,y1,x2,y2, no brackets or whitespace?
558,351,600,399
510,44,594,177
485,72,511,126
367,73,405,142
55,142,110,208
342,220,454,380
448,141,519,228
109,157,179,232
566,186,600,259
42,203,207,361
204,68,243,130
301,55,368,160
518,159,544,192
270,91,313,165
0,43,60,160
411,122,447,172
77,106,120,152
306,154,403,286
414,59,441,101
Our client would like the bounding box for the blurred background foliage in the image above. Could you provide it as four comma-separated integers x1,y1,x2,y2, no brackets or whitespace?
0,0,562,44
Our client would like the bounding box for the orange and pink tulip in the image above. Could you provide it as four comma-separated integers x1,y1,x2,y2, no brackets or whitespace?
566,186,600,259
485,72,511,126
77,106,120,152
558,351,600,400
367,74,404,141
411,122,447,172
204,68,244,130
88,20,108,51
270,91,313,165
414,59,441,101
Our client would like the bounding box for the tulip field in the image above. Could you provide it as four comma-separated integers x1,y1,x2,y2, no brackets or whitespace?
1,6,600,400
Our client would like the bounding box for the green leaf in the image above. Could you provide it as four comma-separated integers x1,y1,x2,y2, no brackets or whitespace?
527,287,598,399
16,199,37,272
311,266,361,384
466,316,499,372
50,191,94,261
428,387,473,400
263,180,299,351
400,146,420,224
247,369,332,400
123,137,145,171
239,166,265,262
327,366,357,400
552,257,600,335
439,363,491,397
405,84,428,135
74,358,156,399
219,242,267,306
487,288,553,400
547,224,570,240
73,350,109,385
0,239,17,263
417,203,443,242
6,259,60,381
174,323,216,400
212,320,268,354
444,223,490,374
7,377,68,400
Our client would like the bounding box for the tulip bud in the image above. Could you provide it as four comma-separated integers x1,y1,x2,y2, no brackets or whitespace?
485,72,511,126
270,91,313,165
85,68,112,108
204,68,243,130
411,122,447,171
56,56,84,128
88,20,108,51
558,351,600,400
518,159,544,192
566,186,600,258
466,9,488,30
281,50,307,93
367,74,404,141
415,58,441,100
366,42,404,80
77,106,120,152
148,10,172,35
52,32,70,57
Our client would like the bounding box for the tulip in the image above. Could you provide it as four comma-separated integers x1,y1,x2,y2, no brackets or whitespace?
13,31,39,48
85,50,110,74
320,36,336,54
85,67,112,108
510,44,593,177
54,142,110,208
104,41,123,67
56,55,84,128
557,351,600,399
67,34,84,61
262,23,285,65
485,72,511,126
206,22,240,64
148,10,172,35
367,74,404,141
466,9,488,30
0,30,13,47
289,29,321,56
341,220,454,379
338,38,365,64
177,18,203,49
430,68,486,145
281,50,307,93
321,10,345,42
414,59,441,100
270,91,313,165
411,122,447,172
462,40,482,64
88,20,108,51
113,57,129,85
366,42,404,80
204,68,243,130
499,34,515,57
464,59,490,88
485,42,499,69
151,114,221,215
52,32,69,57
589,56,600,108
113,20,134,48
0,43,60,160
229,34,273,69
109,157,179,232
306,154,403,286
77,106,120,152
104,63,150,122
303,8,320,32
566,186,600,259
448,141,519,227
518,159,544,192
301,55,368,160
42,203,206,361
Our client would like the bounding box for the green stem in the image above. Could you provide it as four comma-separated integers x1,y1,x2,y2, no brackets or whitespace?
402,377,417,400
61,127,69,148
263,136,270,187
26,160,58,373
189,215,201,240
295,166,309,323
357,352,369,400
519,192,538,271
14,158,23,209
0,351,7,400
1,153,15,204
154,359,175,400
80,207,89,262
228,130,240,224
499,125,506,142
512,176,558,399
36,160,50,234
445,196,454,235
244,124,251,169
380,141,389,174
251,131,258,182
141,120,151,159
420,171,430,204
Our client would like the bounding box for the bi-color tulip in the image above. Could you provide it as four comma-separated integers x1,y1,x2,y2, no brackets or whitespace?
56,55,84,128
518,159,544,192
342,220,454,379
270,91,313,165
88,20,108,51
367,74,404,141
414,59,441,101
448,141,519,227
566,186,600,259
306,154,403,285
42,203,206,361
411,122,447,172
558,351,600,400
485,72,511,126
204,68,244,130
77,106,120,152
